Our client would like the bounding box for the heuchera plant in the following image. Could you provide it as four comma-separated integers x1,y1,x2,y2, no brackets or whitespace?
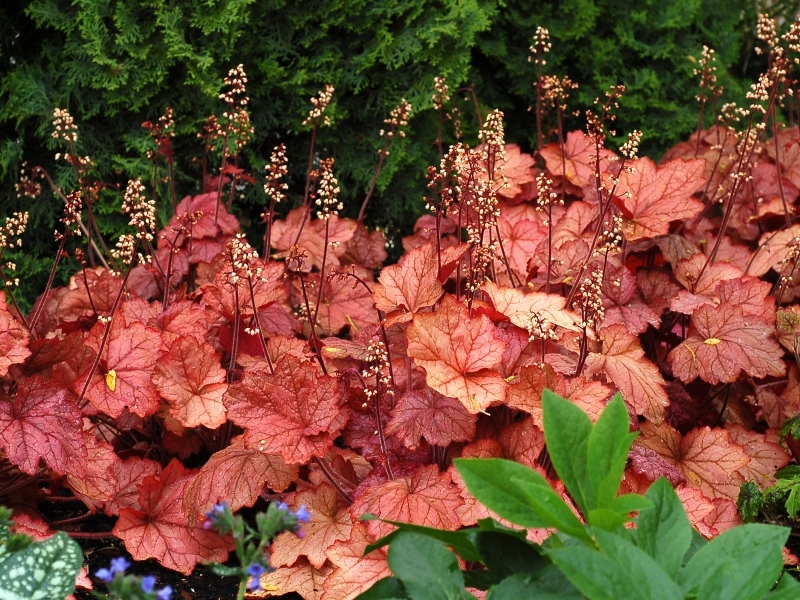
4,14,800,599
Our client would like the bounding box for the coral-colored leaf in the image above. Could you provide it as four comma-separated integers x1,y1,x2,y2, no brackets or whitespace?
726,424,789,488
340,221,388,269
314,266,378,336
271,482,352,568
255,558,333,599
0,376,86,477
613,157,706,240
481,279,578,332
76,316,163,418
749,224,800,277
701,497,742,537
498,417,545,468
627,445,687,487
505,363,564,427
270,208,355,271
584,324,669,423
113,459,231,574
153,336,228,429
106,457,162,516
66,433,120,512
351,464,463,540
184,440,298,524
322,522,390,600
385,387,477,450
224,355,347,464
540,131,615,188
407,295,508,413
373,243,448,324
637,422,750,501
600,262,660,334
495,211,546,282
0,294,30,376
676,486,715,534
669,303,785,384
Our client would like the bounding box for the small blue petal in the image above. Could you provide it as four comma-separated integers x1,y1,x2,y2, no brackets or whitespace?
95,568,113,583
157,585,173,600
295,505,311,523
141,575,156,593
109,557,131,574
246,563,266,577
276,501,289,512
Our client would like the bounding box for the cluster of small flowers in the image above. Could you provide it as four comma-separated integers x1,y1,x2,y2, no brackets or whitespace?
110,234,136,272
528,26,551,65
95,557,172,600
432,76,450,110
747,72,773,114
224,233,263,286
263,143,289,205
379,99,412,145
220,64,249,107
572,267,605,329
586,85,624,146
15,162,42,199
619,130,643,160
55,190,83,242
122,179,157,242
0,212,29,251
51,107,78,143
526,311,559,343
595,214,624,255
361,339,392,403
694,45,722,101
755,13,778,54
142,107,175,159
784,21,800,62
541,75,578,112
303,84,335,127
535,173,560,220
315,158,343,220
424,144,462,213
467,243,497,293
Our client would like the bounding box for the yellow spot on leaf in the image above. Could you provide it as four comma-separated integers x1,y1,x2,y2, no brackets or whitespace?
106,369,117,392
704,338,722,345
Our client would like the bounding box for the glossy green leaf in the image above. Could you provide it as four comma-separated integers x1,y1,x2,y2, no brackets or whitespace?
354,576,408,600
471,530,546,580
455,458,590,543
485,570,584,600
362,516,482,563
635,478,692,578
387,532,473,600
541,388,592,515
678,523,788,600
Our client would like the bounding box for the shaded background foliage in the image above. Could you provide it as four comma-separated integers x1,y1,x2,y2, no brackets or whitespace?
0,0,794,309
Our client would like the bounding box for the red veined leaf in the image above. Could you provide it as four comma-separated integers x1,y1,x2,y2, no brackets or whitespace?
637,422,750,501
340,221,388,269
505,363,564,427
385,387,477,450
313,266,378,336
156,299,215,348
350,464,463,540
483,143,537,204
668,303,785,385
767,127,800,189
322,522,390,600
224,355,347,464
401,214,457,253
169,192,240,240
183,439,298,525
612,157,706,240
481,279,578,332
113,459,232,574
726,424,789,488
498,417,545,468
105,457,162,516
0,376,85,477
270,207,356,271
529,238,590,289
672,253,743,296
701,497,741,537
540,131,616,188
257,558,333,599
270,482,352,568
406,294,508,413
201,260,288,321
373,242,448,325
748,224,800,277
627,445,687,487
676,486,716,535
0,293,30,376
600,262,660,334
76,316,163,418
66,433,120,512
495,211,547,283
637,268,681,318
153,336,228,429
584,324,669,424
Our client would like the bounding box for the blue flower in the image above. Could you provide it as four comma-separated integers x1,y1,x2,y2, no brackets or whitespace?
109,557,131,575
295,505,311,523
140,575,156,594
156,585,173,600
246,563,266,591
95,568,113,583
276,501,289,512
